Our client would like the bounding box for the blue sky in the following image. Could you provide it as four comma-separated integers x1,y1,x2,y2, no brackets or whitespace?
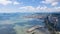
0,0,60,13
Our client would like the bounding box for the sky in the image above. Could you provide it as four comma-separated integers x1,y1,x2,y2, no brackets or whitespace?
0,0,60,13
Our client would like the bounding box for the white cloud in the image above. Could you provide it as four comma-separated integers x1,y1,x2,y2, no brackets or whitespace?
41,0,59,6
0,0,12,5
0,6,60,13
19,6,48,12
36,6,60,12
0,0,20,5
42,0,56,4
13,1,20,5
54,7,60,11
51,2,58,6
19,6,36,12
19,6,60,12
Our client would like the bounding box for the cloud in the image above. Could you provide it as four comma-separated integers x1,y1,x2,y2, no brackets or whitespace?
19,6,36,12
0,0,12,5
51,2,58,6
36,6,60,12
13,1,20,5
19,6,60,12
0,0,20,5
41,0,59,6
0,6,60,13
